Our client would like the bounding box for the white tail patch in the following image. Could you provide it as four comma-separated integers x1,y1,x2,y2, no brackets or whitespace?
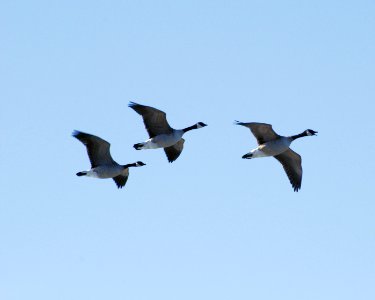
142,139,161,149
251,148,269,158
85,169,100,178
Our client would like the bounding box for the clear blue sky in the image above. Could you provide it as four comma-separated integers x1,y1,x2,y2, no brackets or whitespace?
1,1,374,299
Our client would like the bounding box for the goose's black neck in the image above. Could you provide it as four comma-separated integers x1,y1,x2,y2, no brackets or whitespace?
291,131,307,141
122,163,136,169
183,124,197,133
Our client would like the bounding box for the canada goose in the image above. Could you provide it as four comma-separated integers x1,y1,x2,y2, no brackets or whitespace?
72,130,146,188
129,102,207,162
235,121,317,192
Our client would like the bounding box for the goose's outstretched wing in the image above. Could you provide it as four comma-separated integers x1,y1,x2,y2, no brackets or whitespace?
164,139,185,163
73,130,115,168
235,121,280,145
129,102,174,137
274,149,302,192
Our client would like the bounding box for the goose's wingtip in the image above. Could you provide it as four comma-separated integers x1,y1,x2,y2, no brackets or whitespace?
72,130,80,137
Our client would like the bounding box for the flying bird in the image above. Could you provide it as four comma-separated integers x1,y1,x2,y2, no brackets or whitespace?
129,101,207,162
72,130,146,188
235,121,317,192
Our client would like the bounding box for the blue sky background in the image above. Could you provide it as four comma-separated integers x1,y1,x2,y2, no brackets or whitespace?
1,0,375,299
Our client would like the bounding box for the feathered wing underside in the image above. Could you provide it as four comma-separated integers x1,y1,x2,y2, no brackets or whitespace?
164,139,185,162
112,168,129,189
113,175,129,189
236,121,280,145
129,102,173,137
274,149,302,192
73,131,115,168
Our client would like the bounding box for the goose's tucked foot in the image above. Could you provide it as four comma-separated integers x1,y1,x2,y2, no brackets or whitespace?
76,171,87,176
242,153,253,159
134,143,144,150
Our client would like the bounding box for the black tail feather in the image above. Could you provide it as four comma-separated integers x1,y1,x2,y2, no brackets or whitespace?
133,143,143,150
76,171,87,176
242,153,253,159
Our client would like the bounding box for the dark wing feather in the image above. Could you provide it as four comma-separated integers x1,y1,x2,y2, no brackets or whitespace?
274,149,302,192
129,102,173,137
72,130,114,168
113,175,129,189
235,121,280,145
164,139,185,163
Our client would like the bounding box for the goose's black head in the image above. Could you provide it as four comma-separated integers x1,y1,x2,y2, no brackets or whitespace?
306,129,318,136
136,161,146,167
197,122,207,128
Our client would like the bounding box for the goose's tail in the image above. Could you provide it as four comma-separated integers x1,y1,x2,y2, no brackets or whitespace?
133,143,144,150
76,171,87,176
